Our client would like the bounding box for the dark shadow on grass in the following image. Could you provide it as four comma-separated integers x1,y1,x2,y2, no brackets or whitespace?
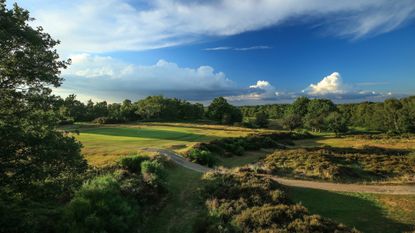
292,136,327,148
286,186,413,233
80,127,219,142
144,122,255,133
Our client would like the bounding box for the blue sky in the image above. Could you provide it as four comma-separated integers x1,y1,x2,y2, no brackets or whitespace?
13,0,415,104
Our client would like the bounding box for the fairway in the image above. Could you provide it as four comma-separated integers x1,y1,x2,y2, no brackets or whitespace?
71,122,264,166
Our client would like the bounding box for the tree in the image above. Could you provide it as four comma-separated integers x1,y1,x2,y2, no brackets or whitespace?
304,99,336,132
289,96,310,117
135,96,204,121
384,98,403,133
282,114,302,131
206,97,242,124
120,99,137,121
0,1,87,200
60,94,86,122
254,112,269,128
325,112,348,137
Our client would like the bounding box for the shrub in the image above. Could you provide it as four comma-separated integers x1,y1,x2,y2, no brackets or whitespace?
200,171,358,233
141,160,166,186
63,175,138,233
263,147,415,182
253,112,269,128
59,118,75,125
186,149,218,167
92,116,124,124
118,155,149,173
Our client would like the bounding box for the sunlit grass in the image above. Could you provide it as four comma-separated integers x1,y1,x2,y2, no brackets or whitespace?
294,135,415,150
68,122,269,166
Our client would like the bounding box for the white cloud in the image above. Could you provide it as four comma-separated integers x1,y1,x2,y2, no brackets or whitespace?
226,72,397,105
57,62,400,103
302,72,396,101
15,0,415,53
204,47,233,51
234,46,272,51
227,80,281,102
58,54,236,101
204,46,272,51
305,72,348,95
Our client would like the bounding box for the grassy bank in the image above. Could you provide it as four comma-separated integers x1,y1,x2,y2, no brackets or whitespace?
287,187,415,233
143,165,205,233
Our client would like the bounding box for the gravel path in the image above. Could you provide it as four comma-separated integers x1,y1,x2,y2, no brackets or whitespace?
152,148,415,195
270,176,415,195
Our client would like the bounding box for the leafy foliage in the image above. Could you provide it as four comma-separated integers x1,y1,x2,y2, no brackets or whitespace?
240,96,415,133
186,149,218,167
253,111,269,128
141,159,167,186
207,97,243,125
118,154,149,173
325,111,348,136
190,132,311,164
0,1,87,201
63,156,167,233
63,175,138,233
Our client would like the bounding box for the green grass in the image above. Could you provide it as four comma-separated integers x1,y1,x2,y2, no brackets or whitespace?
287,187,415,233
218,149,271,168
69,122,264,166
143,165,205,233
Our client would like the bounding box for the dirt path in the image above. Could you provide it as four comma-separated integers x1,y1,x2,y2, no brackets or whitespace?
152,149,415,195
270,177,415,195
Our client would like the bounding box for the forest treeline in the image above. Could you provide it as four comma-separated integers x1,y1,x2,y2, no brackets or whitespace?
240,96,415,134
57,94,415,134
55,95,242,125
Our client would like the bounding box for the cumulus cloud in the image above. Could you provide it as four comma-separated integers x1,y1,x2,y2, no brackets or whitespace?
304,72,348,95
16,0,415,53
226,80,285,104
302,72,394,101
58,54,237,102
56,61,399,103
225,72,397,105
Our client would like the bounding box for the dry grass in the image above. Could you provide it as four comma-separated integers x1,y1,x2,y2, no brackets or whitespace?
294,135,415,150
263,147,415,183
375,194,415,225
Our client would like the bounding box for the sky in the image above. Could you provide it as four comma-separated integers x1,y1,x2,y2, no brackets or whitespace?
13,0,415,105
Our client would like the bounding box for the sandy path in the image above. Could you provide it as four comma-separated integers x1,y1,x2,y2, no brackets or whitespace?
152,149,415,195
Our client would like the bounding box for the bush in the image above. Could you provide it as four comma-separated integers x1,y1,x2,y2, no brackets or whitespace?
59,118,75,125
186,149,218,167
254,112,269,128
199,171,358,233
263,147,415,182
63,175,138,233
141,160,166,186
118,155,149,173
188,132,312,164
92,116,124,124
